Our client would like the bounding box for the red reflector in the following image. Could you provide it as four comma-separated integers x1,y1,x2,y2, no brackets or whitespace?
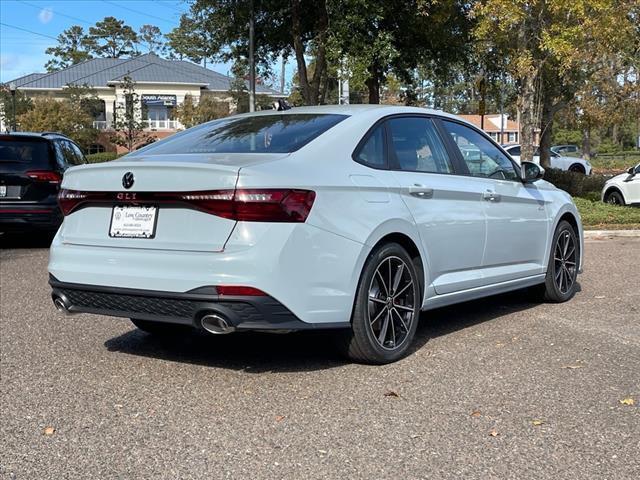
26,170,62,184
216,286,267,296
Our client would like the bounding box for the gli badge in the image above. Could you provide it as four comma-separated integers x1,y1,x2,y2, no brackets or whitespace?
122,172,135,189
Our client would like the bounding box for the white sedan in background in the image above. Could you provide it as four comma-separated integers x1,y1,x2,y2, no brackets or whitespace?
504,144,592,174
49,105,583,364
601,163,640,206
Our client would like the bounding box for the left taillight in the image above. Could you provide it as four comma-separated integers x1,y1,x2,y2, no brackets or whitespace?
26,170,62,184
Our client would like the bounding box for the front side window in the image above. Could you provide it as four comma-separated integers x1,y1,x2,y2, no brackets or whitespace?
387,117,453,174
354,124,386,168
442,120,519,181
137,114,348,156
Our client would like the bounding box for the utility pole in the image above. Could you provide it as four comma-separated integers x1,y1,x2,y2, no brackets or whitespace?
280,53,286,95
248,0,256,112
9,83,17,132
499,73,504,144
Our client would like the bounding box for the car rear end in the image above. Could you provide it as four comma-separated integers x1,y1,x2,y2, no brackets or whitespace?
0,135,63,233
49,112,362,333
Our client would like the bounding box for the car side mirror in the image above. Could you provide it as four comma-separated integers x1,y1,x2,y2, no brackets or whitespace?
627,167,636,177
522,161,544,183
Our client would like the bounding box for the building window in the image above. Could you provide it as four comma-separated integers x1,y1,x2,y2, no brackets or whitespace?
87,143,106,155
508,132,517,143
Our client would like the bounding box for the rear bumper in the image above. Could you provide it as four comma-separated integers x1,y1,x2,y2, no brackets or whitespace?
49,276,349,331
0,203,62,232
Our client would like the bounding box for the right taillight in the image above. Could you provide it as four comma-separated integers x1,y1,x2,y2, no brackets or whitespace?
57,188,316,222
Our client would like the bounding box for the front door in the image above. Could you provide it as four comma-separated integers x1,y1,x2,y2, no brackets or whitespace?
385,116,488,295
440,119,549,284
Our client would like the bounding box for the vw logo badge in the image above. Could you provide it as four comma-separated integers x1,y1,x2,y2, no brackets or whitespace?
122,172,135,189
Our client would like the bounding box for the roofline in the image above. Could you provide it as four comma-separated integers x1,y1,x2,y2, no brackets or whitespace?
106,80,209,87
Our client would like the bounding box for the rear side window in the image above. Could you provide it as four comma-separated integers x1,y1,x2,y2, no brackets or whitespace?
507,146,521,156
137,114,348,156
387,117,453,174
354,124,386,168
0,138,51,169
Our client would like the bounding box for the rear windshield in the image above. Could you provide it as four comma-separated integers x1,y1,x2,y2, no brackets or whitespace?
136,114,348,156
0,138,51,168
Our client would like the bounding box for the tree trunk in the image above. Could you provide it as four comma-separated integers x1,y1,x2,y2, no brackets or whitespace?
582,122,591,161
539,97,564,169
518,71,537,163
366,63,381,104
290,0,328,105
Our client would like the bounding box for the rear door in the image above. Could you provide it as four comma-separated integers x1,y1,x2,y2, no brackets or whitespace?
385,115,488,294
0,136,59,203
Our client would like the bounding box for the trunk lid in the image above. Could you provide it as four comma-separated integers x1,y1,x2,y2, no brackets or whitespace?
60,153,288,252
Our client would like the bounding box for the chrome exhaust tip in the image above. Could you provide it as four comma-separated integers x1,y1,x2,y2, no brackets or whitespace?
53,296,70,315
200,313,235,335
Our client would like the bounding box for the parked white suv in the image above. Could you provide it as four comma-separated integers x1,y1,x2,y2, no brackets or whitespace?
504,144,592,174
601,163,640,206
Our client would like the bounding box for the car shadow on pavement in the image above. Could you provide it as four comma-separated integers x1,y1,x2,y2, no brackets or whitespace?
0,232,55,249
104,286,568,372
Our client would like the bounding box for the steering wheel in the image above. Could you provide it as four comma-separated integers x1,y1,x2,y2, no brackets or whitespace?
488,168,508,180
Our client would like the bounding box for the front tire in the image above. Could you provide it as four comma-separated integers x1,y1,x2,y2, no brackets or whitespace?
605,190,625,206
339,243,421,364
537,220,579,303
130,318,191,335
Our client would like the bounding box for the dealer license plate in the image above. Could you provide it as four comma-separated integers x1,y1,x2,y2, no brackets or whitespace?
109,205,157,238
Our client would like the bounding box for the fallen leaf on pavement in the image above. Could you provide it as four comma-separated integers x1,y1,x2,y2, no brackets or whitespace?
43,426,55,436
620,398,635,406
470,411,482,417
384,391,400,398
275,415,286,422
531,420,545,426
489,429,499,437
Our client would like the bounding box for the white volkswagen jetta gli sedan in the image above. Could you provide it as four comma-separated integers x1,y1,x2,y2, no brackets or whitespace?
49,106,583,364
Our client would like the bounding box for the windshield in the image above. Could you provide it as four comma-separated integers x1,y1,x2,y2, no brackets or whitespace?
136,113,348,156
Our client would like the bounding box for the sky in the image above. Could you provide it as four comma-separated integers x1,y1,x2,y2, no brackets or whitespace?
0,0,294,87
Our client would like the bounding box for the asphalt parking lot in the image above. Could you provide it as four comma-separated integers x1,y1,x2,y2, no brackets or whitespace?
1,235,638,479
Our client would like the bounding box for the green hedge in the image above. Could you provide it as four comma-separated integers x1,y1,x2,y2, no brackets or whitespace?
543,168,607,198
85,152,123,163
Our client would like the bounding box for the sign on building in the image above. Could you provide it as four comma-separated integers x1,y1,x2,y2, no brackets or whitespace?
141,94,177,106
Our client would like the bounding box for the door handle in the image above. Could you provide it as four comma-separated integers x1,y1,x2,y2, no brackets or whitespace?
408,185,434,199
482,191,501,202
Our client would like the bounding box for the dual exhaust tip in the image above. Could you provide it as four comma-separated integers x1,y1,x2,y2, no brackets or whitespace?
52,295,235,335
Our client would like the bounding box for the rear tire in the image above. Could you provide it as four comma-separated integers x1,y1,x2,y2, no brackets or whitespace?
568,164,585,174
605,190,625,206
338,243,421,364
130,318,191,335
536,220,579,303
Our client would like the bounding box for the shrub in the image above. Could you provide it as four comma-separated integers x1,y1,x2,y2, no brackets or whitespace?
543,168,607,198
85,152,121,163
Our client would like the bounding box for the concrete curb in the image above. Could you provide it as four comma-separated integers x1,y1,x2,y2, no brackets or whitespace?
584,229,640,238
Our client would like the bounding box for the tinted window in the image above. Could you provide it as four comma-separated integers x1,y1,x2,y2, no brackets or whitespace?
442,121,519,181
387,117,452,173
0,138,51,169
507,146,521,156
354,124,386,168
67,141,87,165
635,164,640,174
138,114,348,156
